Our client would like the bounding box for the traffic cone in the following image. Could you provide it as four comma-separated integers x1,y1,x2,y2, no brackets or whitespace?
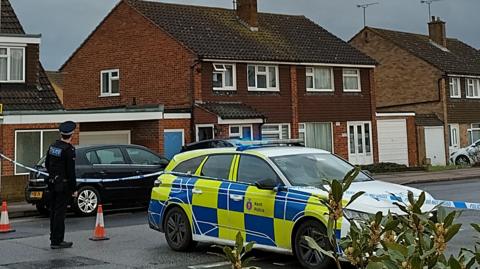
0,201,15,233
89,204,109,241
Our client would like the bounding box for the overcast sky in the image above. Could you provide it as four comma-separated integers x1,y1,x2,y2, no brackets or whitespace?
10,0,480,70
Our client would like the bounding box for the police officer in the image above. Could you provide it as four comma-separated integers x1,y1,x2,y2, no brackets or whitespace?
46,121,77,249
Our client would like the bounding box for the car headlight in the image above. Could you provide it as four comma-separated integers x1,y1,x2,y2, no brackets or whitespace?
343,209,372,221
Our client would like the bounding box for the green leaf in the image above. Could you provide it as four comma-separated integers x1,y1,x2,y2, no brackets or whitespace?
448,256,462,269
415,192,426,208
366,262,385,269
327,217,334,240
331,180,343,203
393,202,409,214
244,241,255,254
384,241,408,257
408,191,415,206
223,246,235,263
343,167,360,192
437,207,447,223
345,191,365,208
375,211,383,224
235,232,244,250
303,236,335,259
445,223,462,242
384,219,400,231
411,256,422,269
443,211,457,228
471,223,480,233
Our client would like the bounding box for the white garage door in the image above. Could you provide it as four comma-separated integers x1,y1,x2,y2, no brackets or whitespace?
377,119,409,166
79,131,131,145
424,126,446,166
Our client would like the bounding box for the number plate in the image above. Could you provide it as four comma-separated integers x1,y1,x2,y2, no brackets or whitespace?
30,191,43,199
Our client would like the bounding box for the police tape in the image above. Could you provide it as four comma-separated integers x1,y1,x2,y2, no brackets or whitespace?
345,190,480,211
0,152,164,183
1,152,480,211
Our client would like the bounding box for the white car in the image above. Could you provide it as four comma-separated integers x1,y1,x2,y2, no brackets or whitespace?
450,139,480,165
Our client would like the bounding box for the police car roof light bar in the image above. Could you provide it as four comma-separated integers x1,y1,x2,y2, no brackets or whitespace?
235,139,304,151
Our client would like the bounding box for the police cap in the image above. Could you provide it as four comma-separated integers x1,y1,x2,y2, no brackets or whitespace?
59,121,76,136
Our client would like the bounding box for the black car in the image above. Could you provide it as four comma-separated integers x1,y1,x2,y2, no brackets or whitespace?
25,144,169,216
180,139,237,152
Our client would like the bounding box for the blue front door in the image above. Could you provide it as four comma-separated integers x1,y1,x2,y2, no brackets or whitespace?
164,131,184,159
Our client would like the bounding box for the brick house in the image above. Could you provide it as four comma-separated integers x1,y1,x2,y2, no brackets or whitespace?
0,0,66,201
350,17,480,166
60,0,378,165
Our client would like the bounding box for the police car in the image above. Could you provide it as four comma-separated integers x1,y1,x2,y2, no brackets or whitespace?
148,145,435,269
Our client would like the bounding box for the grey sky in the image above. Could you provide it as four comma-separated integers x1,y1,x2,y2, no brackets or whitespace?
10,0,480,70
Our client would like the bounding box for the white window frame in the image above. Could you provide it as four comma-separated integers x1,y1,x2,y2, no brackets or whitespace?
466,79,480,98
229,125,253,140
306,67,334,92
14,129,58,175
448,124,460,148
100,69,120,97
298,122,334,153
195,124,215,142
0,46,25,83
247,65,280,92
342,68,362,92
261,123,291,140
449,77,461,98
212,63,236,91
468,123,480,145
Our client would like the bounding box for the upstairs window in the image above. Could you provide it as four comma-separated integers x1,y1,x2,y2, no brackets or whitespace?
449,77,461,98
342,69,361,92
0,47,24,82
261,124,290,140
306,67,334,92
100,69,120,96
212,63,236,91
247,65,279,91
466,79,480,98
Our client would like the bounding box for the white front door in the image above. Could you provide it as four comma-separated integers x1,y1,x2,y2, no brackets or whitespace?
347,121,373,165
448,124,460,155
424,126,446,166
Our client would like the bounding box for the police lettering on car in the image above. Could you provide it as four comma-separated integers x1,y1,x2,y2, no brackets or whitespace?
46,121,77,249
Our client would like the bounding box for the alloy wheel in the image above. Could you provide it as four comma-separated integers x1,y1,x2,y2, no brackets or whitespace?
166,211,187,248
77,189,98,214
298,226,329,267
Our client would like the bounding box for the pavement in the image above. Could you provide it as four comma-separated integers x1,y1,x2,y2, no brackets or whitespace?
4,167,480,219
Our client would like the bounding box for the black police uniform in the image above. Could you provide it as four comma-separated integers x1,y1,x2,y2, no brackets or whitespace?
46,121,76,248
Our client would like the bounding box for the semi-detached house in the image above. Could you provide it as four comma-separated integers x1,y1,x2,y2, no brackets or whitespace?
350,17,480,166
60,0,378,165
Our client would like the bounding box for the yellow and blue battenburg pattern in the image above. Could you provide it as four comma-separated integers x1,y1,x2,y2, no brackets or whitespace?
148,151,342,253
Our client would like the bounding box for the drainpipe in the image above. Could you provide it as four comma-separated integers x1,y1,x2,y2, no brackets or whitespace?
440,75,450,164
189,58,200,143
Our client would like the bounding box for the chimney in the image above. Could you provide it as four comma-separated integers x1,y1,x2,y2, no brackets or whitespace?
236,0,258,31
428,16,447,48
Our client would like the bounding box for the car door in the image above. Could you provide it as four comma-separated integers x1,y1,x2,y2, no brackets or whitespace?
228,154,282,247
124,146,168,201
190,154,235,239
92,147,134,201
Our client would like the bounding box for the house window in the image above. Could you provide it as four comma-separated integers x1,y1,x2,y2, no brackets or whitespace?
342,69,361,92
306,67,334,92
196,124,214,141
229,125,253,140
468,123,480,144
449,77,461,98
100,69,120,96
0,47,24,82
212,63,236,91
247,65,279,91
15,130,59,175
466,79,480,98
299,122,333,152
261,124,290,140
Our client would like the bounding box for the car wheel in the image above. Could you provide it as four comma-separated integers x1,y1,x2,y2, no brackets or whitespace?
293,219,333,269
164,207,195,251
73,186,100,216
36,203,50,216
456,155,471,166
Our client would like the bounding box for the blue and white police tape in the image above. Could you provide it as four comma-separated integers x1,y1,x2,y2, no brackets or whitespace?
345,190,480,211
0,152,164,183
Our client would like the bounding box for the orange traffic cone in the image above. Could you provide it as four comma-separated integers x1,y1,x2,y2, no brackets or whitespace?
89,204,109,241
0,201,15,233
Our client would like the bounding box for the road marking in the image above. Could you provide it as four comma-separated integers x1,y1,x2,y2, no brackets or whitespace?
188,261,230,269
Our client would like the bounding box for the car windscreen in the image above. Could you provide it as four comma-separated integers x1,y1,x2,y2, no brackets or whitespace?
271,153,372,186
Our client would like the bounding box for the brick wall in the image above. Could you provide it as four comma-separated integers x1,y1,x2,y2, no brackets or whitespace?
406,116,419,166
61,1,196,110
333,122,349,160
26,44,39,86
350,29,444,109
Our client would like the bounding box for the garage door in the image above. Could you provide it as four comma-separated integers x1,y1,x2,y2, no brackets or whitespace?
424,126,446,166
377,119,409,166
79,131,131,145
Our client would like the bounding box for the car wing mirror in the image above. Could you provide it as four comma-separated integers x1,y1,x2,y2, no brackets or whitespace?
255,178,281,191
